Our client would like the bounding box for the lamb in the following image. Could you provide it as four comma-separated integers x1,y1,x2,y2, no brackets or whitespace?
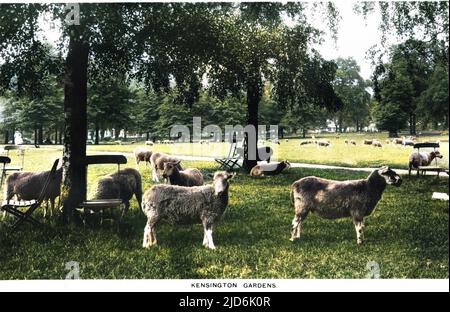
290,166,402,244
162,160,204,186
142,171,235,249
402,136,415,146
150,152,182,182
4,165,62,218
363,139,373,145
134,147,152,166
392,138,403,145
372,140,383,148
250,160,291,177
408,151,443,175
94,168,143,214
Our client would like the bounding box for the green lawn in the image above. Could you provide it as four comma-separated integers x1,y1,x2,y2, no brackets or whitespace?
0,148,448,279
84,132,449,170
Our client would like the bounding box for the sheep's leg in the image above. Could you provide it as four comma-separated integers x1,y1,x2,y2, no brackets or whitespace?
152,166,160,182
143,221,153,249
202,222,216,250
50,198,55,218
150,226,157,246
354,220,365,245
202,230,209,247
290,210,308,242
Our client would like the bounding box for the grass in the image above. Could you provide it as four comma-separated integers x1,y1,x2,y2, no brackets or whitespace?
0,148,448,279
83,132,449,170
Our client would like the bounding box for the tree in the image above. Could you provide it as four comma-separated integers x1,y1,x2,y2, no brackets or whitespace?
333,58,371,132
373,100,408,137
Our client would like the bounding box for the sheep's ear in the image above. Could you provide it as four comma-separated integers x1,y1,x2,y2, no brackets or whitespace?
226,172,236,180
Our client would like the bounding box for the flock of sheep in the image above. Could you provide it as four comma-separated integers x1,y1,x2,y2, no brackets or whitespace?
1,135,444,249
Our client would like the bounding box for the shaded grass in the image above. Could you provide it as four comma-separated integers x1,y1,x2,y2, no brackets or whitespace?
0,149,448,279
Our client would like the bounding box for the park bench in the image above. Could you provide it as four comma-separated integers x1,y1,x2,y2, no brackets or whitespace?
411,142,445,177
1,158,59,233
77,155,127,225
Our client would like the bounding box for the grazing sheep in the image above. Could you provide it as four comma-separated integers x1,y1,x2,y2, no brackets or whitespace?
290,166,402,244
162,160,204,186
402,136,415,146
142,171,235,249
250,160,291,177
150,152,182,182
372,140,383,148
385,139,391,145
300,140,316,146
134,147,152,166
408,151,443,175
145,141,154,146
363,139,373,145
344,139,349,144
94,168,143,214
4,165,62,218
317,139,330,147
350,140,356,145
392,138,403,145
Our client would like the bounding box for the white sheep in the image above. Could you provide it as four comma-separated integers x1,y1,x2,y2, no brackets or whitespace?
142,171,235,249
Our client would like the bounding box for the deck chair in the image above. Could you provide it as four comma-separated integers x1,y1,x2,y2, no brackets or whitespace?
1,158,59,233
410,142,444,177
215,139,243,170
78,155,127,225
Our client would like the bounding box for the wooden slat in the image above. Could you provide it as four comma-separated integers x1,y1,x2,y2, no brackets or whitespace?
79,199,123,209
414,142,440,149
1,200,37,207
86,155,127,165
0,156,11,164
3,166,23,171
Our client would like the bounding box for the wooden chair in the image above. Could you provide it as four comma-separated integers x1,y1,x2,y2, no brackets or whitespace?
1,159,59,233
77,155,127,225
411,142,445,177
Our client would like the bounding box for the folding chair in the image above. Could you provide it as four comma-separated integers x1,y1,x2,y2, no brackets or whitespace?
77,155,127,225
215,140,243,171
1,158,59,233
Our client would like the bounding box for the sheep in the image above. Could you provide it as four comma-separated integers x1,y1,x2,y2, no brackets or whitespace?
350,140,356,145
162,160,204,187
134,147,152,166
372,140,383,148
408,150,443,175
317,139,330,147
142,171,235,249
150,152,182,182
385,139,391,145
300,140,316,146
94,168,143,214
145,141,154,146
402,136,415,146
250,160,291,177
363,139,373,145
290,166,402,244
4,165,62,218
392,138,403,145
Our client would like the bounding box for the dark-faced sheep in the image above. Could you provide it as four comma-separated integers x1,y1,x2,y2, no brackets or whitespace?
408,151,443,175
290,167,402,244
150,152,182,182
162,160,204,186
94,168,143,214
363,139,373,145
134,147,152,166
372,140,383,148
250,160,291,177
142,171,235,249
4,166,62,218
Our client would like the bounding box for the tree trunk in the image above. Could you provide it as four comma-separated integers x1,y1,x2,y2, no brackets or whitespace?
61,37,89,224
95,122,100,145
34,128,38,145
146,132,150,141
409,113,417,135
55,128,58,144
4,130,9,144
59,127,63,144
38,125,43,145
243,78,261,172
302,129,306,138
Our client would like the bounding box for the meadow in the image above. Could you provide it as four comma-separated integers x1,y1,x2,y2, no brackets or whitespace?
0,144,448,279
86,132,449,170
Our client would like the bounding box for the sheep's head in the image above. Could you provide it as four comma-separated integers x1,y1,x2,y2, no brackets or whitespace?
431,151,443,159
283,160,291,170
379,166,402,187
209,171,236,196
162,160,181,178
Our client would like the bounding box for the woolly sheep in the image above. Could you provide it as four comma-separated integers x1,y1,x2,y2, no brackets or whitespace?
162,160,204,186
